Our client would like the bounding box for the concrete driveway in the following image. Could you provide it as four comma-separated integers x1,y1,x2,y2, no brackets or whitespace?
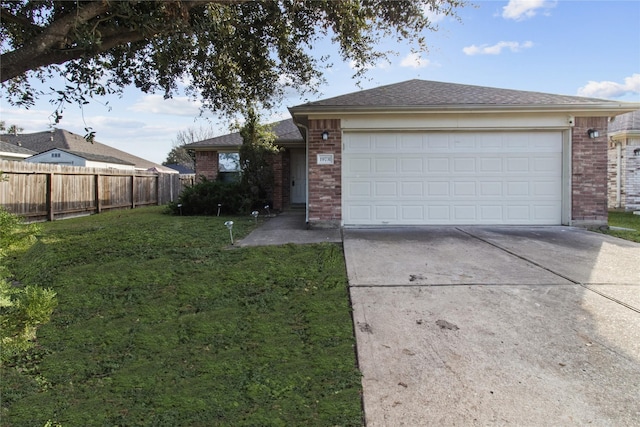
343,227,640,426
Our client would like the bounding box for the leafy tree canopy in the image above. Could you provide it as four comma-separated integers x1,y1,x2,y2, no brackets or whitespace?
1,0,464,118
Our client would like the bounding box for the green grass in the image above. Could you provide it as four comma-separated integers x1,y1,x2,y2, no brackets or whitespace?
1,207,362,426
602,210,640,243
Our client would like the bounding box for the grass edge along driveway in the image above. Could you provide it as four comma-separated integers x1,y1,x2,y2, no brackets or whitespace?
1,207,362,427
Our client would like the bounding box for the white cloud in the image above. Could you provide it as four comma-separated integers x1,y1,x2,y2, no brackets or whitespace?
463,41,534,56
577,74,640,99
348,59,390,71
128,95,202,116
399,53,432,69
502,0,556,21
421,4,448,24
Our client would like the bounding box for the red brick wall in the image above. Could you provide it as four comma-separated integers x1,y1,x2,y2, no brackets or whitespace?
307,119,341,226
270,151,284,211
195,151,218,179
572,117,609,225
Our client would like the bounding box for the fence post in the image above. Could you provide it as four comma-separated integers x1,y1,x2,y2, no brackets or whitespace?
131,173,135,209
156,174,161,205
95,174,101,213
47,172,54,221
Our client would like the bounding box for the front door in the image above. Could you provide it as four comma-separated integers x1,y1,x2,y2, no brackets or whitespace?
290,149,306,204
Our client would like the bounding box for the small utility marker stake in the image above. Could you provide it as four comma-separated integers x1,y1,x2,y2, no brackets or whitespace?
217,203,222,217
224,221,234,245
251,210,259,224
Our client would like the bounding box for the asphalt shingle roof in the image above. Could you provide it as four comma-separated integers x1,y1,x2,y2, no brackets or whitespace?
1,129,175,172
609,110,640,133
291,79,629,110
186,118,303,148
0,140,37,155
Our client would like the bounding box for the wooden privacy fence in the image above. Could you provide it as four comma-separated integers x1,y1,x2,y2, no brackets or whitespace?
0,160,190,221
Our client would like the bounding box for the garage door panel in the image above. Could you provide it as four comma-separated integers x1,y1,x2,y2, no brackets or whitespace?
480,157,503,172
453,181,477,197
479,181,503,196
401,182,424,197
506,157,530,172
401,157,424,173
427,158,450,172
346,157,371,173
374,157,397,173
427,182,450,196
453,158,476,173
375,181,397,197
402,205,424,220
343,131,562,225
347,181,372,198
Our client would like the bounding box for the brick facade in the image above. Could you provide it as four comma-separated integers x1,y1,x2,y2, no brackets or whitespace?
307,119,342,227
572,117,609,225
626,144,640,210
268,150,288,211
608,136,640,211
195,151,219,180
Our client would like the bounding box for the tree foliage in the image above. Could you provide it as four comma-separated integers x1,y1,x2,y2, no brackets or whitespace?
238,109,279,209
1,0,464,118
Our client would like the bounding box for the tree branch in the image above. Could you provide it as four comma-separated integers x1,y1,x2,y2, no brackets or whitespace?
0,7,40,32
1,1,110,82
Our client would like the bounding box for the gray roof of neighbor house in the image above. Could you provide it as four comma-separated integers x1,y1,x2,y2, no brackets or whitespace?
186,118,303,149
289,79,639,114
31,148,135,165
0,128,176,173
0,140,37,156
609,110,640,133
165,163,195,174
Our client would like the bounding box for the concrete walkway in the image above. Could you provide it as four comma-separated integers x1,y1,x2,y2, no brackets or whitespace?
236,210,341,247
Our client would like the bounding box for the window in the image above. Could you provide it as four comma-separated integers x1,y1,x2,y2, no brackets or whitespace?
51,152,61,158
219,153,240,172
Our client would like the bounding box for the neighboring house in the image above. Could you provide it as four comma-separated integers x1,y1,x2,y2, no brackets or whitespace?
608,110,640,211
25,148,135,170
0,140,36,161
190,79,640,228
1,128,177,173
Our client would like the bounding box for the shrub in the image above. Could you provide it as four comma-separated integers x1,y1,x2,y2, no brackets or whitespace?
0,207,56,364
166,176,248,216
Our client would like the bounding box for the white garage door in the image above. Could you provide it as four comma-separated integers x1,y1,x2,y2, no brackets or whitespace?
343,131,563,225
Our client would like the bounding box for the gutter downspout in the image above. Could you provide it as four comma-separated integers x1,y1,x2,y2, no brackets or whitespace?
616,141,622,209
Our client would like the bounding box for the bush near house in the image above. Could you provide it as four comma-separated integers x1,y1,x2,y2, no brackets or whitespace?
165,177,249,216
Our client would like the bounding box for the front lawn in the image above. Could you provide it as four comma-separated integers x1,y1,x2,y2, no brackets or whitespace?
602,210,640,243
1,207,362,426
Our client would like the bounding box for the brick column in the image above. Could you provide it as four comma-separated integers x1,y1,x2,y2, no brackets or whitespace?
270,151,284,211
195,151,219,180
572,117,608,226
307,119,341,228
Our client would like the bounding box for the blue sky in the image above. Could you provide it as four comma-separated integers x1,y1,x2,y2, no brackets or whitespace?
2,0,639,164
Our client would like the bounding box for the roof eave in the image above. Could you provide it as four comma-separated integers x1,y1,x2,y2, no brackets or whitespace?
289,103,640,117
609,129,640,140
